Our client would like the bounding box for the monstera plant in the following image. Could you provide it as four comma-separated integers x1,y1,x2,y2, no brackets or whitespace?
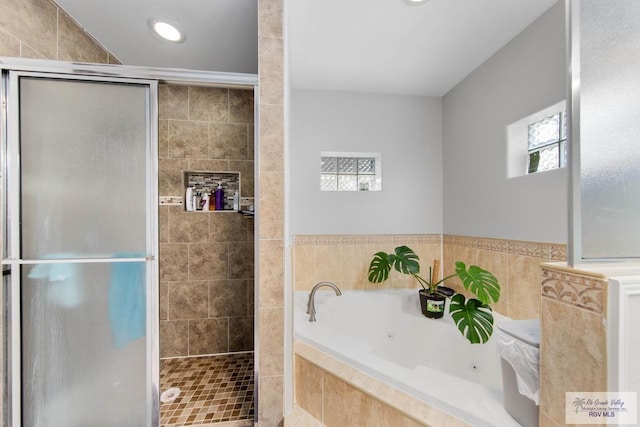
368,245,501,344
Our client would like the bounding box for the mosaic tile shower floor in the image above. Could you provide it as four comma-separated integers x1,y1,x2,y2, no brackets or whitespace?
160,353,254,426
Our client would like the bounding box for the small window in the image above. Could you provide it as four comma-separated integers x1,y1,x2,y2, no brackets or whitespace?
320,152,382,191
506,101,567,178
527,111,567,174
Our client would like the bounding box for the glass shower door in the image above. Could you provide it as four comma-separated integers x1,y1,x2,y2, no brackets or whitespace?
3,73,158,426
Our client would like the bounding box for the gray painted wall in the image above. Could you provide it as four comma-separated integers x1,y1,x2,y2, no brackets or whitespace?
442,1,567,243
290,90,442,235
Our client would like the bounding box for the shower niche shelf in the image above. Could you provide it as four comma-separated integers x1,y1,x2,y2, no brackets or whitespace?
183,170,240,212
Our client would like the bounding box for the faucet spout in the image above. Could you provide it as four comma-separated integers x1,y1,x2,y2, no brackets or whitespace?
306,281,342,322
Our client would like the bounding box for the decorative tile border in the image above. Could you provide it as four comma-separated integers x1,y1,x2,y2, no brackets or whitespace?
444,234,567,261
294,234,441,246
541,267,606,314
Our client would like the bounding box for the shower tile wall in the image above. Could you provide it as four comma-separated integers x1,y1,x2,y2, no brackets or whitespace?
158,84,255,358
0,2,120,424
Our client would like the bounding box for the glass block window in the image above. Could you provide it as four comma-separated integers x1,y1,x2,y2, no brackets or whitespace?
527,111,567,174
320,152,382,191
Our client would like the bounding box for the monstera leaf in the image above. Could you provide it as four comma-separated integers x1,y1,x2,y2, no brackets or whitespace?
368,251,392,283
368,246,420,283
449,294,494,344
455,261,500,305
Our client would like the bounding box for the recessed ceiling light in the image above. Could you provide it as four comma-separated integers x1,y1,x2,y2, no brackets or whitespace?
148,18,186,43
404,0,429,5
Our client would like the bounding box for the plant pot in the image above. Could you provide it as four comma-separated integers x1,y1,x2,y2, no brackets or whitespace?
437,286,454,297
418,289,446,319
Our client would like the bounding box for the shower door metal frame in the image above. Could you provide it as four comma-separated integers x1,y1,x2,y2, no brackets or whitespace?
1,68,160,426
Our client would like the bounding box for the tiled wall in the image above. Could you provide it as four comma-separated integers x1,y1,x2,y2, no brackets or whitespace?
442,234,566,319
158,84,255,358
0,0,119,63
256,0,286,425
293,235,441,291
539,265,607,427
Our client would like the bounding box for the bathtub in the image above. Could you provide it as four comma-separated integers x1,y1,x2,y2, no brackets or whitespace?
294,289,521,427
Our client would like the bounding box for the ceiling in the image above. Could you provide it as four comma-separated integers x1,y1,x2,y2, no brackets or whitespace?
55,0,258,74
55,0,558,96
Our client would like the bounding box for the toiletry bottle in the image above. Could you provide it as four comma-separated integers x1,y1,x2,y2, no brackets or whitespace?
214,183,224,210
202,192,210,211
195,192,202,210
185,187,194,211
233,190,239,211
209,190,216,211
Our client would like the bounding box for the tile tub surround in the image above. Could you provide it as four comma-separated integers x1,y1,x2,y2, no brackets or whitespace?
539,264,607,427
442,234,566,320
159,84,255,358
293,235,442,292
294,342,466,427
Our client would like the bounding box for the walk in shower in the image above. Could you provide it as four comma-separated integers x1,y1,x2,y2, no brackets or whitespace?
1,61,258,427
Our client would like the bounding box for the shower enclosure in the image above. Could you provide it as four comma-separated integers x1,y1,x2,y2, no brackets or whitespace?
1,70,159,426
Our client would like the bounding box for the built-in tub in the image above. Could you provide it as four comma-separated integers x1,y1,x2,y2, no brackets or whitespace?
294,289,522,426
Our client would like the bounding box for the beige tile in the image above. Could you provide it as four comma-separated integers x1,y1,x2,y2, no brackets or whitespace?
188,318,228,355
159,158,188,197
258,172,283,239
159,320,188,357
259,104,284,170
168,207,209,243
340,244,372,285
209,123,248,160
168,120,209,159
507,302,538,321
285,405,324,427
229,316,254,352
107,53,121,64
229,89,254,124
371,399,423,427
229,160,255,198
314,244,342,284
210,212,248,242
19,41,44,59
159,205,169,244
159,243,189,282
57,10,107,63
259,239,284,307
259,36,283,105
295,356,323,422
477,249,508,314
188,243,229,281
294,244,316,291
260,149,284,173
540,411,562,427
229,241,254,280
158,119,169,159
508,254,546,318
259,307,284,377
258,375,284,426
258,0,283,38
168,281,209,320
323,373,373,427
159,281,168,321
159,85,188,120
210,280,247,318
0,0,57,59
188,159,229,172
189,86,228,122
0,29,20,56
540,298,606,423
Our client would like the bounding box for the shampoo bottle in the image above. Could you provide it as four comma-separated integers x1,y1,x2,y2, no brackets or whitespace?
202,192,210,211
233,190,239,211
185,187,194,211
214,183,224,210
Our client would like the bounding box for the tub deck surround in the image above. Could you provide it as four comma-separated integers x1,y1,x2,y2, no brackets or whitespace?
293,290,520,427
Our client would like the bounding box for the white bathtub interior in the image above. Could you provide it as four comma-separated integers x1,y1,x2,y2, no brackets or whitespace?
295,289,523,427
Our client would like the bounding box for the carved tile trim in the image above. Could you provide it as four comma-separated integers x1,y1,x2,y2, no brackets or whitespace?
443,234,567,261
541,268,605,314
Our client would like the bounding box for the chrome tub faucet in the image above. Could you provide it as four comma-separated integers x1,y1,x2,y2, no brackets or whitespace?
306,281,342,322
